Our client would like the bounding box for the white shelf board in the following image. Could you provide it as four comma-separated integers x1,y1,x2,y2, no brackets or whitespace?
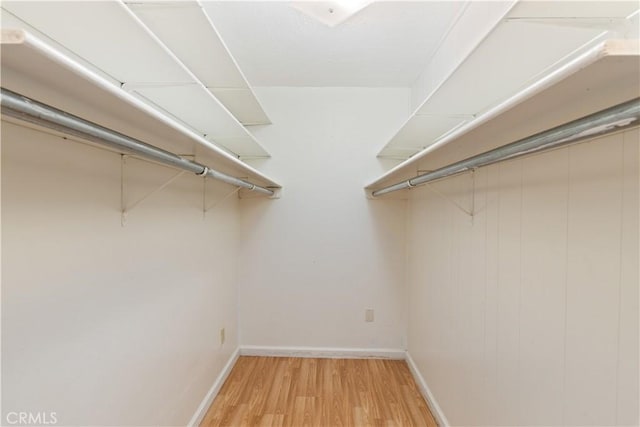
2,1,190,84
126,1,271,126
415,22,605,116
378,0,639,160
1,1,270,158
367,39,640,193
380,114,471,159
0,29,280,189
129,84,266,158
210,88,273,126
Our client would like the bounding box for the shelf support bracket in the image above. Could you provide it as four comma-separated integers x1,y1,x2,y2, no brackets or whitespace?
203,178,241,218
121,155,186,226
417,168,476,218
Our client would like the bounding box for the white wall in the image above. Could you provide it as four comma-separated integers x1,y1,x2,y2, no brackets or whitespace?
239,87,409,350
1,121,240,426
406,127,639,426
5,85,636,427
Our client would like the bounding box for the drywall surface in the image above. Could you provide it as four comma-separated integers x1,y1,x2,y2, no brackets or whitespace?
1,121,239,426
406,127,639,426
240,87,409,350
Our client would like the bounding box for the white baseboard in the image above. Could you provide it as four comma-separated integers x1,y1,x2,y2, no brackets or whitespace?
239,345,405,360
405,351,449,427
188,347,240,427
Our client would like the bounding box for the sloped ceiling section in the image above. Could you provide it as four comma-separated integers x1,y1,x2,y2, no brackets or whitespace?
1,1,271,159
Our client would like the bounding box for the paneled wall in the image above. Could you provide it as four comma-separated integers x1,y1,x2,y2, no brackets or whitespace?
407,127,638,426
1,122,240,426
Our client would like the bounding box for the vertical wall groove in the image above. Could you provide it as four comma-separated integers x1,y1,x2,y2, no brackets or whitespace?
614,134,627,426
407,127,638,426
561,146,571,427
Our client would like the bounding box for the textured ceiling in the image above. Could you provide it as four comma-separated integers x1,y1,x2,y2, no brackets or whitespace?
203,1,465,87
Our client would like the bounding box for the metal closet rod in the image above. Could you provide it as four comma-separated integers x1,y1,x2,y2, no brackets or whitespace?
0,88,275,196
372,98,640,197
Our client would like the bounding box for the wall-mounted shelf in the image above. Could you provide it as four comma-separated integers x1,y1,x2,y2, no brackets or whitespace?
377,1,639,160
367,39,640,196
1,1,271,158
0,29,281,190
125,1,271,127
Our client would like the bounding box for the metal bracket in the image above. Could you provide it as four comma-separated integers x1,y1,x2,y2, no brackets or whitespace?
202,177,240,218
120,155,186,226
420,169,476,219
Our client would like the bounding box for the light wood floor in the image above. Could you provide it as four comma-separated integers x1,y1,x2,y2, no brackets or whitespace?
200,356,437,427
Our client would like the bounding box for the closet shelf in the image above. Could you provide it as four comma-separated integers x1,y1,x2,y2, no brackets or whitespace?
125,1,271,127
0,29,281,190
1,0,270,158
376,1,638,161
366,39,640,196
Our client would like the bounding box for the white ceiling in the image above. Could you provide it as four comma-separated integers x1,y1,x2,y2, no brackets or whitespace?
202,1,465,87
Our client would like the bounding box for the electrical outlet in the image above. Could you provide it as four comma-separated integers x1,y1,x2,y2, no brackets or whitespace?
365,309,374,322
220,328,225,345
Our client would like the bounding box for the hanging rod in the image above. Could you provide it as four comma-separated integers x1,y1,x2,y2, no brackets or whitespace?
372,98,640,197
0,88,274,196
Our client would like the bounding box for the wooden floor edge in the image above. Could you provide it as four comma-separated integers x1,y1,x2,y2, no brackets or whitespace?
405,351,450,427
188,347,241,427
200,355,439,426
190,347,450,427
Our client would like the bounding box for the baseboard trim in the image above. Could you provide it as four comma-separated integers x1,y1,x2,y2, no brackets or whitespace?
188,347,240,427
405,351,449,427
239,345,405,360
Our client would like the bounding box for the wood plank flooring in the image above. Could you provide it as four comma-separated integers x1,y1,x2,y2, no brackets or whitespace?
200,356,437,427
